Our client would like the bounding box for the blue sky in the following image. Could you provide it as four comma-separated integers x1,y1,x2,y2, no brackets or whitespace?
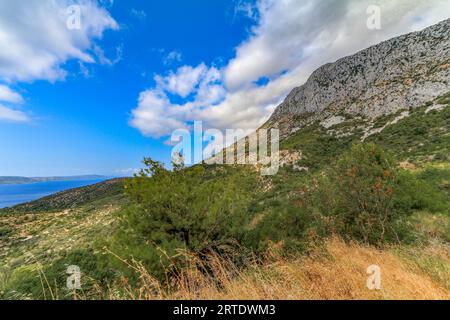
0,0,448,177
0,0,254,176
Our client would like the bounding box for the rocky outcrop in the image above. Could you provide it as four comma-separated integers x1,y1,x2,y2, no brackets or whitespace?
266,19,450,138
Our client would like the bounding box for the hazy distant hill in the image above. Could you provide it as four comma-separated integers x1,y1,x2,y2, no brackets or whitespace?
0,175,107,185
0,178,126,214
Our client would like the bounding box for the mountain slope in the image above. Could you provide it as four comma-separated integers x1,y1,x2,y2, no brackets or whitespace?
265,19,450,138
278,93,449,171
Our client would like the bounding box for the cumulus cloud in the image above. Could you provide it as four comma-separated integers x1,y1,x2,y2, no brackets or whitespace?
225,0,450,91
0,0,118,83
131,64,226,137
131,90,187,138
131,0,450,140
0,0,118,122
155,64,209,98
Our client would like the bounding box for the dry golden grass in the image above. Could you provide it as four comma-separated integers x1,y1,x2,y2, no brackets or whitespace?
109,238,450,300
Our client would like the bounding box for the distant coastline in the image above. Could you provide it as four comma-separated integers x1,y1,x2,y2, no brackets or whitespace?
0,178,109,209
0,175,107,185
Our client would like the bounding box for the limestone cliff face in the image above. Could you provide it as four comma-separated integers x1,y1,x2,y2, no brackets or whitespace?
267,19,450,138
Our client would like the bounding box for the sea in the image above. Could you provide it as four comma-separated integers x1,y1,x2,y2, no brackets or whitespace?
0,179,106,209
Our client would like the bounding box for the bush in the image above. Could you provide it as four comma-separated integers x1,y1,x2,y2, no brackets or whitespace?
244,205,325,255
394,170,449,215
111,159,256,278
310,144,416,245
245,143,447,252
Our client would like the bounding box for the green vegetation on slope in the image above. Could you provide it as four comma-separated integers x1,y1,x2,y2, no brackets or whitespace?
0,179,126,299
280,123,360,170
0,94,449,299
367,104,449,163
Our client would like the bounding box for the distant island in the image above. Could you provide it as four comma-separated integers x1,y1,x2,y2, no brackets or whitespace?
0,175,107,185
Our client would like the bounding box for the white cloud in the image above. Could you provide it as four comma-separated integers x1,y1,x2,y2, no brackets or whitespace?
131,89,187,138
0,104,30,122
93,44,123,66
225,0,450,91
0,85,24,104
0,0,118,83
115,167,139,176
100,0,114,8
131,64,227,137
0,0,118,123
233,0,258,21
155,64,209,98
163,50,183,65
131,0,450,140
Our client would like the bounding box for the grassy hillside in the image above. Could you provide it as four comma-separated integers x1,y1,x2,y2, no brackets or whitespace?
0,95,449,300
281,94,450,169
109,238,450,300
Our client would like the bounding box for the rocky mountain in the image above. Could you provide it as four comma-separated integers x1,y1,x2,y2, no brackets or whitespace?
265,18,450,138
